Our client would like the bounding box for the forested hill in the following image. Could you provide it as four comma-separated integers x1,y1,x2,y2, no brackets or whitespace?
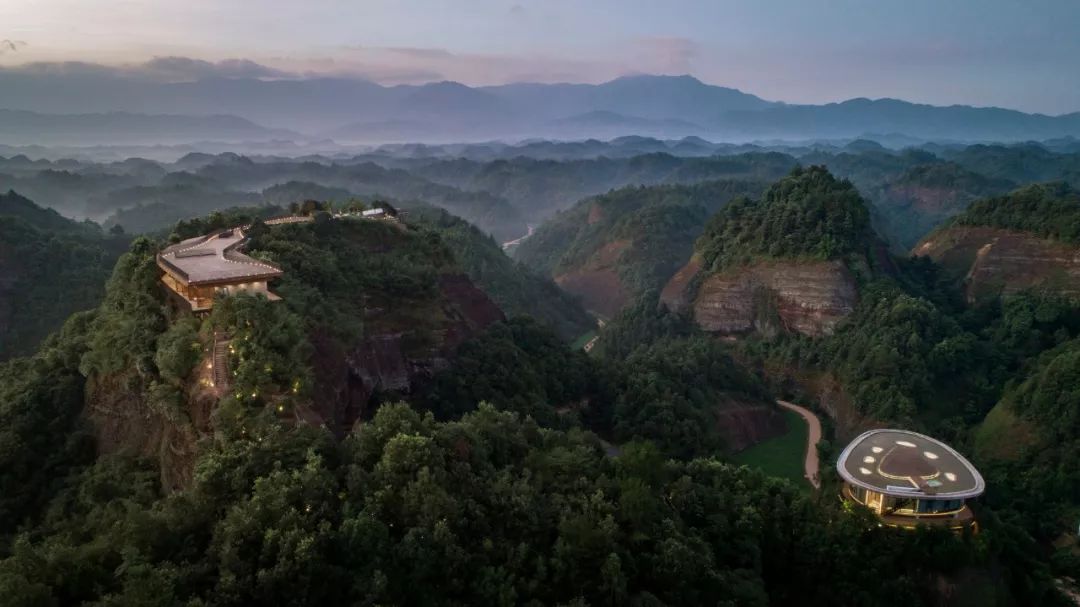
867,162,1016,249
409,207,595,340
0,205,1067,605
515,179,765,317
948,182,1080,242
913,183,1080,301
656,166,889,339
694,166,876,273
0,191,128,360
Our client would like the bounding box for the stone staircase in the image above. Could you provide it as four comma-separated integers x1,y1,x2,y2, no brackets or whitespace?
212,331,231,390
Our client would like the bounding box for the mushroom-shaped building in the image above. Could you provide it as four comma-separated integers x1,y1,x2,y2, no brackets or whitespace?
837,429,984,531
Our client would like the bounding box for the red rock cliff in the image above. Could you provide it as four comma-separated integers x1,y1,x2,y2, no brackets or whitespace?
914,226,1080,302
662,258,858,337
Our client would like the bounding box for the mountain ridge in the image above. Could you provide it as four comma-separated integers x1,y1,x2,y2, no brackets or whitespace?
2,63,1078,142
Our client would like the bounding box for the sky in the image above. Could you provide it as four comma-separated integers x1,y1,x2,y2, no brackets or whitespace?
1,0,1078,114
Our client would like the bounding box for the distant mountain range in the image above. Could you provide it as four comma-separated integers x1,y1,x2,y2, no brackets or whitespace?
1,65,1078,144
0,109,297,145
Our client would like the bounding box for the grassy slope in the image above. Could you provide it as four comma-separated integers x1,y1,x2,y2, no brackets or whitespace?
732,408,808,488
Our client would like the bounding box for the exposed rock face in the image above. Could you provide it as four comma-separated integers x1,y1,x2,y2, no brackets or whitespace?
914,226,1080,302
554,239,631,318
714,397,788,452
85,369,205,491
88,270,504,487
664,259,857,337
315,272,505,435
659,255,702,312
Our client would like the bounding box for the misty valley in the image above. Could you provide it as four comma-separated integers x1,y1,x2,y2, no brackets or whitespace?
3,5,1080,605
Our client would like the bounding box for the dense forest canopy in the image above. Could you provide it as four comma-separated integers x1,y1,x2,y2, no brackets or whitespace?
515,179,766,308
0,191,129,360
949,182,1080,243
4,148,1080,603
696,166,873,272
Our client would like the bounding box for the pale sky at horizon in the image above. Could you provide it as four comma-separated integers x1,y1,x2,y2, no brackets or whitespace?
2,0,1078,114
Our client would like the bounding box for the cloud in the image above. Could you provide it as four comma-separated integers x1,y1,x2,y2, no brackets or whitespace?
0,39,27,54
140,56,292,80
0,56,293,81
382,47,456,60
634,37,699,74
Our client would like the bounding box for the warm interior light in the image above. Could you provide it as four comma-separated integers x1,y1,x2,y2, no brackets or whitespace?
863,456,875,464
896,440,916,448
859,467,872,475
871,446,884,454
923,451,939,460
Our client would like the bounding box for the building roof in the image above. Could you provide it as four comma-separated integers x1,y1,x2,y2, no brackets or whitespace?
158,228,282,286
836,429,985,500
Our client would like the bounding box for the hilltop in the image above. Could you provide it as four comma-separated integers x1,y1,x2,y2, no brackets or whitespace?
914,183,1080,302
661,166,886,337
515,180,767,317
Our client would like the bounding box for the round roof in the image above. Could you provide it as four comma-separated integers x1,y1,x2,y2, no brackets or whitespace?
836,429,984,499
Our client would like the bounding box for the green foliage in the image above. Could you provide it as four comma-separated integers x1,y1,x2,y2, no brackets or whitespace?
78,236,167,379
0,312,97,540
210,294,312,408
411,208,594,340
517,179,765,298
414,151,798,225
0,191,126,360
247,218,453,344
1,401,1041,606
169,206,285,241
592,291,694,360
154,317,202,385
613,335,770,458
950,182,1080,243
818,283,986,422
870,162,1016,249
732,409,809,487
697,166,873,272
978,338,1080,543
423,318,601,426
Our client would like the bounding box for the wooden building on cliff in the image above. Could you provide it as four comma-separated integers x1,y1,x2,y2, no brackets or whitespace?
157,228,282,313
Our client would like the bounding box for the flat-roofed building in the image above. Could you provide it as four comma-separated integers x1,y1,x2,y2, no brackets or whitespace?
157,228,282,313
837,429,985,531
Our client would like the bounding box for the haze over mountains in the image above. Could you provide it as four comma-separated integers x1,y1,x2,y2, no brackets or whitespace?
2,60,1079,145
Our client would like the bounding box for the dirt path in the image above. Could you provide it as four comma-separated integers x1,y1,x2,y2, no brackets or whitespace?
501,224,535,251
776,400,822,489
582,318,606,353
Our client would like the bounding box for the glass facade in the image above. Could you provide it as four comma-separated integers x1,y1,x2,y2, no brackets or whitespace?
845,483,966,517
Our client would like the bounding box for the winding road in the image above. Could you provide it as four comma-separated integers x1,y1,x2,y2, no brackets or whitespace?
776,400,823,489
